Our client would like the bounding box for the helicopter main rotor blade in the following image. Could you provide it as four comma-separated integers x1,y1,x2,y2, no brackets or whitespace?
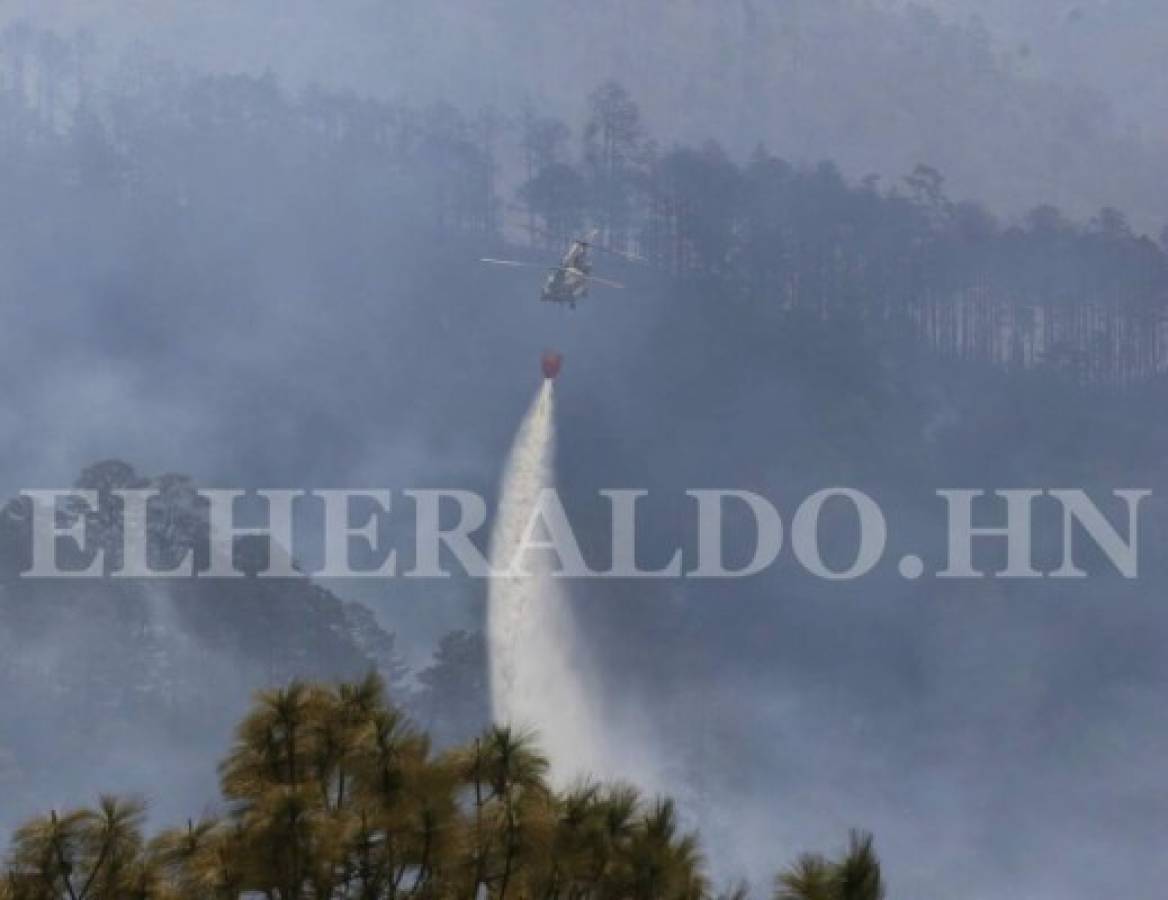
583,274,625,290
480,258,549,270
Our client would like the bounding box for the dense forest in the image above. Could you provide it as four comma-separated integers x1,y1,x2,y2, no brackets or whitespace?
0,675,882,900
1,22,1166,387
3,16,1168,899
9,1,1168,226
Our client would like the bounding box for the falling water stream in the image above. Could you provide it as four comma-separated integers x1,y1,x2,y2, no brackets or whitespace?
486,379,608,783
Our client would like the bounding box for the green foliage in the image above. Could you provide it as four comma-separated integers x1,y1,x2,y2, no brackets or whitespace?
413,630,490,748
775,832,884,900
6,675,865,900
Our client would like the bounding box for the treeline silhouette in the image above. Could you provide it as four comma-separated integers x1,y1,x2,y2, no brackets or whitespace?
527,83,1168,387
0,675,883,900
2,21,1165,389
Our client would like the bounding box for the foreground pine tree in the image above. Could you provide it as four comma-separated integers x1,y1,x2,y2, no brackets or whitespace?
0,674,881,900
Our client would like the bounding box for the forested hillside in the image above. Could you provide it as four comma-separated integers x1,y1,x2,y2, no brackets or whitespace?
4,2,1166,223
2,24,1165,389
2,17,1168,899
0,461,409,829
0,460,496,832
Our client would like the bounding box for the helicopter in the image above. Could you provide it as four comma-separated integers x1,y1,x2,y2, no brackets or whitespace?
480,228,640,309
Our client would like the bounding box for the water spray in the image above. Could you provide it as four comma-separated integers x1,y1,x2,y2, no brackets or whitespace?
485,364,609,784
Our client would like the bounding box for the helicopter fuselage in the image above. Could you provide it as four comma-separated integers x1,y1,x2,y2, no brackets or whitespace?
540,240,593,306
